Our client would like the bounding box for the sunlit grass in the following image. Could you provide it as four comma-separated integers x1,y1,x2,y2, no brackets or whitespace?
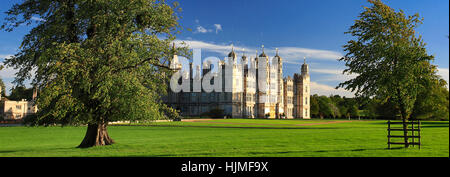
0,119,447,157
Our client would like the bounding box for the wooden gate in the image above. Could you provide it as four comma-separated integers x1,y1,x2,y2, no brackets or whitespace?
387,120,421,149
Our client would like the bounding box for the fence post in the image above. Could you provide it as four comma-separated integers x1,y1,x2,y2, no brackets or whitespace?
418,120,421,150
411,120,415,147
388,120,391,149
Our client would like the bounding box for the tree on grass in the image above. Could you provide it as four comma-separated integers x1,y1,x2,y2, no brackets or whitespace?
8,86,33,101
338,0,437,147
310,94,320,118
317,96,333,119
2,0,188,148
411,76,449,120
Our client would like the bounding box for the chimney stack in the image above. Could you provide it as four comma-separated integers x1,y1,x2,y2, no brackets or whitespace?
32,87,38,101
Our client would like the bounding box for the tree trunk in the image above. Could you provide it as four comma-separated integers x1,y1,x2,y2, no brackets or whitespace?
396,88,409,148
400,109,409,148
401,116,409,148
77,122,115,148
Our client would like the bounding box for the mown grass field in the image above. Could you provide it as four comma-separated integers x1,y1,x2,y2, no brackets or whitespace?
0,119,448,157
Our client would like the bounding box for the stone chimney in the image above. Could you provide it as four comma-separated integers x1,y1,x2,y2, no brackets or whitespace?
32,87,38,101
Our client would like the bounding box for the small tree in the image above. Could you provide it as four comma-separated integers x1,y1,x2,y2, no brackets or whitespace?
317,96,332,119
412,77,449,120
2,0,188,148
310,94,320,118
338,0,436,147
0,77,5,98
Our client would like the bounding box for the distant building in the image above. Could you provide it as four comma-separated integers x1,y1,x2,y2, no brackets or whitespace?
0,87,38,120
164,46,310,119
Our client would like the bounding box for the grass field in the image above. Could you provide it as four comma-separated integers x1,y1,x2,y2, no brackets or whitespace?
0,119,448,157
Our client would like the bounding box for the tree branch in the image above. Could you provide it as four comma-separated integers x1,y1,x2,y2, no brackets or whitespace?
113,57,175,74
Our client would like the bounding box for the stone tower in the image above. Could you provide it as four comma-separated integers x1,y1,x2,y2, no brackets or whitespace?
273,48,284,118
293,57,310,119
256,45,271,118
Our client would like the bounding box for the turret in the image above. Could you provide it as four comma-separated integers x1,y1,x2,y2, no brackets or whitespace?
301,57,309,76
169,43,182,70
227,44,237,65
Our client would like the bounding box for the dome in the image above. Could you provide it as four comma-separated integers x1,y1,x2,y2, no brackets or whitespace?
259,45,268,57
228,51,236,58
259,52,267,57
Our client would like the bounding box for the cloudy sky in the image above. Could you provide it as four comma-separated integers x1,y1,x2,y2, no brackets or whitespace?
0,0,449,97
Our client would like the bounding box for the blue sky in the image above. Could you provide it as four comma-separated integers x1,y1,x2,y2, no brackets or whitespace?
1,0,449,97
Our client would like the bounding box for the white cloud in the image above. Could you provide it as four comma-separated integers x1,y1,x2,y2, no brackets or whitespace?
31,16,45,22
310,81,355,97
0,54,13,60
0,64,18,79
195,26,209,33
0,60,36,95
214,24,222,34
192,20,222,34
310,68,358,82
174,39,233,55
277,47,343,61
437,68,449,87
174,39,343,62
0,61,19,95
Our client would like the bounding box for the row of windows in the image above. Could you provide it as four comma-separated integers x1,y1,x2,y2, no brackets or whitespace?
286,85,293,92
286,96,293,104
286,108,293,117
169,92,308,105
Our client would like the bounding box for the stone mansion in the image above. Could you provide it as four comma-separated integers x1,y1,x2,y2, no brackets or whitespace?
164,46,310,119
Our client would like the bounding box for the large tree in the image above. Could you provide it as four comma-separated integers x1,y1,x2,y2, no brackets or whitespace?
338,0,436,147
2,0,188,148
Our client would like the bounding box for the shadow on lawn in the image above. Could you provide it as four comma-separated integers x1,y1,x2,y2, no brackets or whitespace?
0,147,78,154
371,121,449,128
146,147,395,157
114,124,342,130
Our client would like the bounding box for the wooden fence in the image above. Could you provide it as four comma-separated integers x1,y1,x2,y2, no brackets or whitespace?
387,120,421,149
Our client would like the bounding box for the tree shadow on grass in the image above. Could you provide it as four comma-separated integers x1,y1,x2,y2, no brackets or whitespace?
141,147,394,157
371,121,449,128
113,124,342,130
0,147,78,155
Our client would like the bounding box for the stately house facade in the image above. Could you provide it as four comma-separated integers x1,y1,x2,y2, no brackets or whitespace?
164,46,310,119
0,87,38,120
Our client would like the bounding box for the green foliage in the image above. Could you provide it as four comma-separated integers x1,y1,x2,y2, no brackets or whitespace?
412,79,449,120
310,95,360,119
338,0,436,120
0,77,5,97
2,0,189,126
8,86,33,101
310,94,320,117
317,96,333,119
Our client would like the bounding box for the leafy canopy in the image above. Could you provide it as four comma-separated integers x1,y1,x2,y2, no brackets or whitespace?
2,0,189,125
338,0,437,119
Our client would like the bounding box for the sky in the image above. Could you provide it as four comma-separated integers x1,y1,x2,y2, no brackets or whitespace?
0,0,449,97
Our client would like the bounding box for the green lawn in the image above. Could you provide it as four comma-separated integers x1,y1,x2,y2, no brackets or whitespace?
0,119,448,157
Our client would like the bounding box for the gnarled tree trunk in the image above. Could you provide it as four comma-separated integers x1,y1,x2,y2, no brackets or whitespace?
77,122,115,148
